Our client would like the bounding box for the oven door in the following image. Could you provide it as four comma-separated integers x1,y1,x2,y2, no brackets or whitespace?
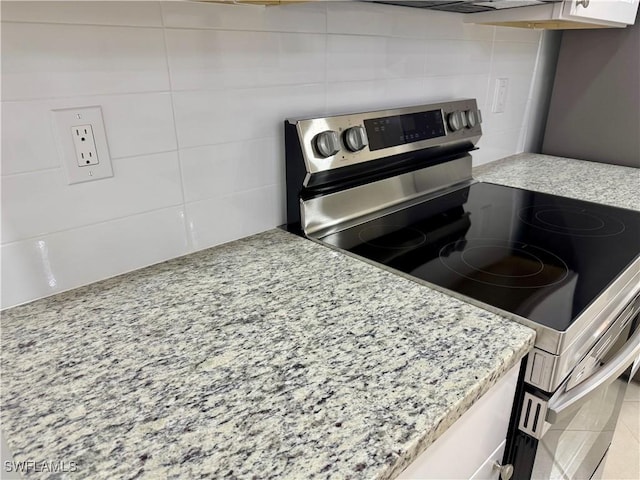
530,309,640,480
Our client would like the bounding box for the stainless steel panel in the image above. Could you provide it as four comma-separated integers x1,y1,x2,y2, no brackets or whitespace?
301,156,472,237
517,260,639,392
288,99,481,177
547,325,640,423
518,392,548,439
532,378,625,480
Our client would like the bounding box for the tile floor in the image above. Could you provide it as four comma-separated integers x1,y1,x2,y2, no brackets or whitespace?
599,380,640,479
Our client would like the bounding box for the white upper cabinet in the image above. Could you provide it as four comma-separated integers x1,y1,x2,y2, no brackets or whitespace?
563,0,639,25
464,0,639,29
193,1,638,30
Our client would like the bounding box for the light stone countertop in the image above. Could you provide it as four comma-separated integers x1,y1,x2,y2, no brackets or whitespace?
474,153,640,211
1,227,535,479
3,152,638,479
6,154,640,479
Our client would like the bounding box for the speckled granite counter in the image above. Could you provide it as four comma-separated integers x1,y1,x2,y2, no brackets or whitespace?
474,153,640,211
1,227,535,479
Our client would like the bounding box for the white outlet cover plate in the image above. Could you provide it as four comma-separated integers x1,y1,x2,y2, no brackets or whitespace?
491,78,509,114
52,106,113,184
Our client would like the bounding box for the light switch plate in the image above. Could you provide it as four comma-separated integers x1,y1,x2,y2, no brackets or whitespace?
492,78,509,114
52,106,113,184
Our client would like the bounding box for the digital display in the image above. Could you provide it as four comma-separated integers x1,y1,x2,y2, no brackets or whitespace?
364,110,446,151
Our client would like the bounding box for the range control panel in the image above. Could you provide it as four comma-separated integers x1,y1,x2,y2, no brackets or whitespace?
288,99,482,175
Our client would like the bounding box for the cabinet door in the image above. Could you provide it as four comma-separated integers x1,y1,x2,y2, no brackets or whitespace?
563,0,639,25
396,363,520,480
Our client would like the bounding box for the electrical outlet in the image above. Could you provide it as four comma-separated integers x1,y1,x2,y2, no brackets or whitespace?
52,106,113,185
71,125,99,167
492,78,509,114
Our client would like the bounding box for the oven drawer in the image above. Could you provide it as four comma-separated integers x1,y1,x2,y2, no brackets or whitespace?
508,308,639,479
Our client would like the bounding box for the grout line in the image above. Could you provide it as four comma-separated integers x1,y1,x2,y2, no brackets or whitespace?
323,1,329,113
1,149,181,179
1,18,539,43
1,79,330,102
159,3,194,254
177,135,278,152
1,166,62,178
2,89,172,104
183,182,283,209
163,25,327,35
482,26,497,116
517,31,546,153
0,204,186,249
2,71,520,104
0,19,165,29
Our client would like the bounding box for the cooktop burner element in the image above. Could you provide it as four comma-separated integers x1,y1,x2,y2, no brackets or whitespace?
518,205,626,237
321,182,640,332
438,239,569,289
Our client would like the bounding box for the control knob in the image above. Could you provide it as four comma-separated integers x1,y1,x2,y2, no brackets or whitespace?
447,111,464,132
314,130,340,158
343,126,368,152
465,110,480,128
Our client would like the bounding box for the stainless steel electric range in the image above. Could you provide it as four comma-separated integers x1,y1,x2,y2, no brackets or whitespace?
284,99,640,480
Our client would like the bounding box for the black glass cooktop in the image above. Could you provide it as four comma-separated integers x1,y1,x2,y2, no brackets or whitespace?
321,182,640,331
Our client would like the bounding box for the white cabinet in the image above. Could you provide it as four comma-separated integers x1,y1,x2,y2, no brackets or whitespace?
465,0,639,29
396,363,519,480
562,0,639,25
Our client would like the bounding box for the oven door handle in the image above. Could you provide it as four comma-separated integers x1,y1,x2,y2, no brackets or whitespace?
546,326,640,424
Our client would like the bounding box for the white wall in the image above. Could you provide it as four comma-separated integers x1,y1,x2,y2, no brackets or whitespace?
1,1,550,309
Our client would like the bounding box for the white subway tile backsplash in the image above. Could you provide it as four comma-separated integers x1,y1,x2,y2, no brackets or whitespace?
1,1,163,27
1,22,169,101
421,74,491,107
165,29,326,91
494,25,542,44
473,127,524,166
172,84,325,148
1,0,551,308
161,1,327,33
381,77,437,107
1,152,183,244
325,2,494,42
411,9,495,41
180,138,282,204
1,206,189,308
1,239,59,309
424,40,493,76
384,37,428,78
327,35,389,82
1,93,177,176
490,41,540,76
95,93,178,159
185,195,243,250
1,101,61,175
489,73,534,106
186,184,283,252
327,2,397,37
340,74,491,115
481,100,529,135
325,80,388,113
326,75,484,115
